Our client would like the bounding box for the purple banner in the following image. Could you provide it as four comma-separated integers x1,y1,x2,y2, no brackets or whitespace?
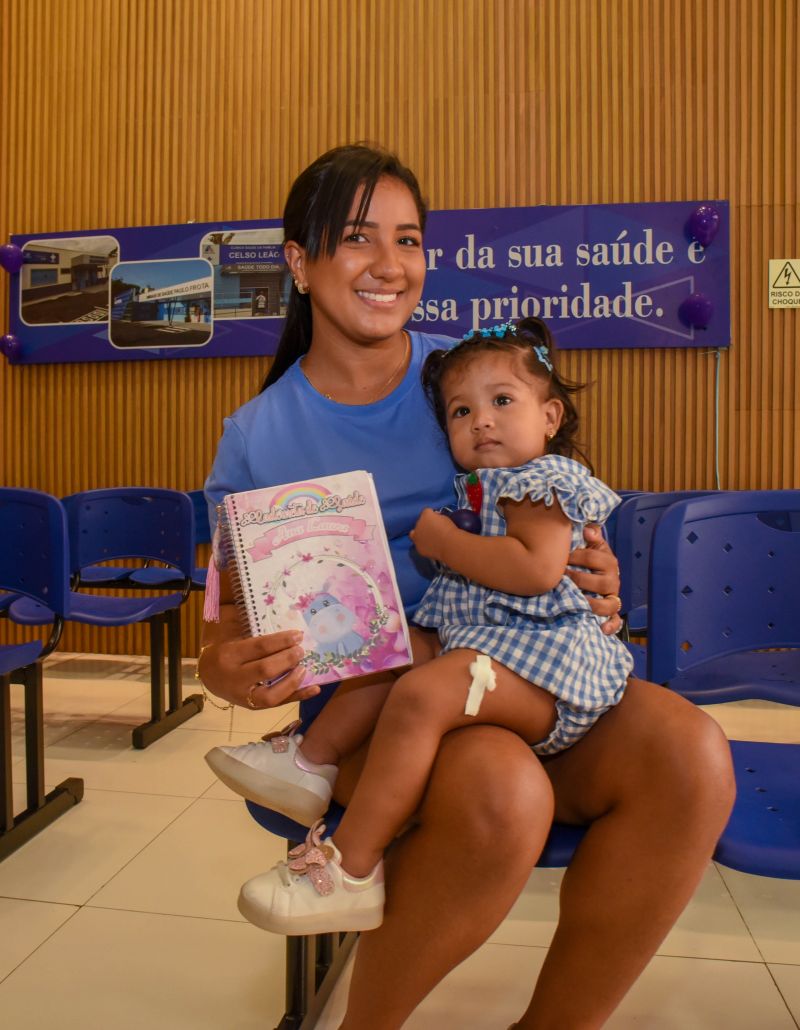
4,200,728,364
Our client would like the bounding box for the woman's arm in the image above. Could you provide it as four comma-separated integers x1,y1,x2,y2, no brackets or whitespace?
410,499,572,596
197,569,322,709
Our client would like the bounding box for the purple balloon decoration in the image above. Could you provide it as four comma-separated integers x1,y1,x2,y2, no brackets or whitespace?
0,333,21,359
679,292,714,330
0,243,24,274
687,204,721,248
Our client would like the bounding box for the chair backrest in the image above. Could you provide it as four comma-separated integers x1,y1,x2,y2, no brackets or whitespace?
616,490,715,616
603,489,643,552
61,488,195,575
647,490,800,684
0,488,71,613
187,489,212,546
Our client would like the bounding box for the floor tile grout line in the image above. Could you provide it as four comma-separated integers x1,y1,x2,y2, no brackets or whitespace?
74,795,284,911
80,902,252,926
714,861,774,965
0,902,263,989
78,793,210,910
0,903,83,987
763,964,800,1029
490,938,786,967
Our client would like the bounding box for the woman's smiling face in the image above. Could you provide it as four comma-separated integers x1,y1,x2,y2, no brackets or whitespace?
289,175,427,346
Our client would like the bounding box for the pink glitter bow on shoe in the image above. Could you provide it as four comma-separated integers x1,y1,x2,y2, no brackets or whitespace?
262,719,302,754
287,820,336,896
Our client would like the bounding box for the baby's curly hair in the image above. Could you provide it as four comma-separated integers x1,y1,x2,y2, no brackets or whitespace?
421,317,591,469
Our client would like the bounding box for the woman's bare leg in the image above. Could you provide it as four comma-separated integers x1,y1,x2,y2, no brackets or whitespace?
518,678,736,1029
337,725,554,1030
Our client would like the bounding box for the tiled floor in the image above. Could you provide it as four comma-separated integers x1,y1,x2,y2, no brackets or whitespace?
0,654,798,1029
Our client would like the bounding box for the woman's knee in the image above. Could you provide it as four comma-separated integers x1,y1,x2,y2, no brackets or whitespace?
621,681,736,828
422,725,555,850
661,697,736,823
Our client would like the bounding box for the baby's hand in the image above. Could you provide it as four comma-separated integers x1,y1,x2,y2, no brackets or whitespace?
410,507,456,562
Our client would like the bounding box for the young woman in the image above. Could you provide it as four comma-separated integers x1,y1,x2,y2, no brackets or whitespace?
197,143,735,1029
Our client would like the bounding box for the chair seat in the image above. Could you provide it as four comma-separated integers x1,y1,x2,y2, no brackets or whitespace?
714,740,800,879
10,590,185,627
626,605,647,633
128,567,206,589
0,640,43,676
78,564,138,584
666,650,800,705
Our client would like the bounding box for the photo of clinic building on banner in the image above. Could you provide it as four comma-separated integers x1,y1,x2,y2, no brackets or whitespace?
20,236,118,325
109,258,213,349
201,228,289,319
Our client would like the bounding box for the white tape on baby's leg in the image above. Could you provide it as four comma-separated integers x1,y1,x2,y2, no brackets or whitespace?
465,654,497,716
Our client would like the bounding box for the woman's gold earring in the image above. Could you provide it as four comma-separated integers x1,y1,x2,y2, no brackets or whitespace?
547,430,556,441
294,279,309,295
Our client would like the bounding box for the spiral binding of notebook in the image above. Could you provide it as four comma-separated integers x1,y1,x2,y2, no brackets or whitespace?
215,498,259,639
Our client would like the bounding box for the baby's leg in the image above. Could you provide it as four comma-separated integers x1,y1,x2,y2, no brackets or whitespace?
300,675,394,767
333,649,556,877
301,627,439,767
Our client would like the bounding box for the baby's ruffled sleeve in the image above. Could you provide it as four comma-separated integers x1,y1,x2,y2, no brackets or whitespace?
495,456,620,526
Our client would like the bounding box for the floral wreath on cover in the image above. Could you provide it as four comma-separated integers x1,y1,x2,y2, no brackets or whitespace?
263,551,393,678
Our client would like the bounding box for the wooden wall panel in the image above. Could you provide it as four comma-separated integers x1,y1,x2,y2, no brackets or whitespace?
1,0,798,656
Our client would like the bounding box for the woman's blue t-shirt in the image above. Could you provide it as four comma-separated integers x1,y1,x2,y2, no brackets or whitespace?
205,331,458,616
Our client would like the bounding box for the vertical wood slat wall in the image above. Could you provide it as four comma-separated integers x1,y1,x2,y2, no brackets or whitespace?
1,0,798,657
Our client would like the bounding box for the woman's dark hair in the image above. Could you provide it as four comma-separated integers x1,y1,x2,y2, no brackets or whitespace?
261,143,428,391
421,317,592,469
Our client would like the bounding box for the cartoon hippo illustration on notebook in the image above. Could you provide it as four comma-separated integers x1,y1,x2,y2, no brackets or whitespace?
302,592,366,657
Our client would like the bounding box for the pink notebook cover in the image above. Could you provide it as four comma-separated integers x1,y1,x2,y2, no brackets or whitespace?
218,470,413,687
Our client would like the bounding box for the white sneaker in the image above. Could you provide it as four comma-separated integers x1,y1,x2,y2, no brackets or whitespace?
238,822,385,935
204,724,336,825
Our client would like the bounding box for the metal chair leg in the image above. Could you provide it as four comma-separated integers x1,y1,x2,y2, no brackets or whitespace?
0,664,83,862
0,672,14,834
24,662,46,810
132,612,203,749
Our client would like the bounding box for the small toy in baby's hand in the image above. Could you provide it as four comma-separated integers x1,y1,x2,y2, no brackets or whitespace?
445,508,482,533
440,472,483,534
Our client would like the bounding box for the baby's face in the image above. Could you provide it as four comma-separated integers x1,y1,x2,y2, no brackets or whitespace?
442,351,562,470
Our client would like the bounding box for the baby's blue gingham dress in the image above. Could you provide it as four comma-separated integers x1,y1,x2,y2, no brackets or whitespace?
413,455,634,755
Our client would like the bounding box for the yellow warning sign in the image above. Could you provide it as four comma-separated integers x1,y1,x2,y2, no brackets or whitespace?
769,259,800,308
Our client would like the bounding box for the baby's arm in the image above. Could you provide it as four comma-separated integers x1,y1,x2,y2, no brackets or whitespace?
410,498,572,596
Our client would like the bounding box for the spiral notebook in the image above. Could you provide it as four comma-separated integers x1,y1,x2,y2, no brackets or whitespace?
217,470,413,687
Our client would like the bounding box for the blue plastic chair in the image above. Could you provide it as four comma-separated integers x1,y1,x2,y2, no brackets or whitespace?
644,491,800,881
615,490,715,635
79,488,210,592
647,490,800,704
0,488,84,861
126,489,210,591
9,488,204,748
